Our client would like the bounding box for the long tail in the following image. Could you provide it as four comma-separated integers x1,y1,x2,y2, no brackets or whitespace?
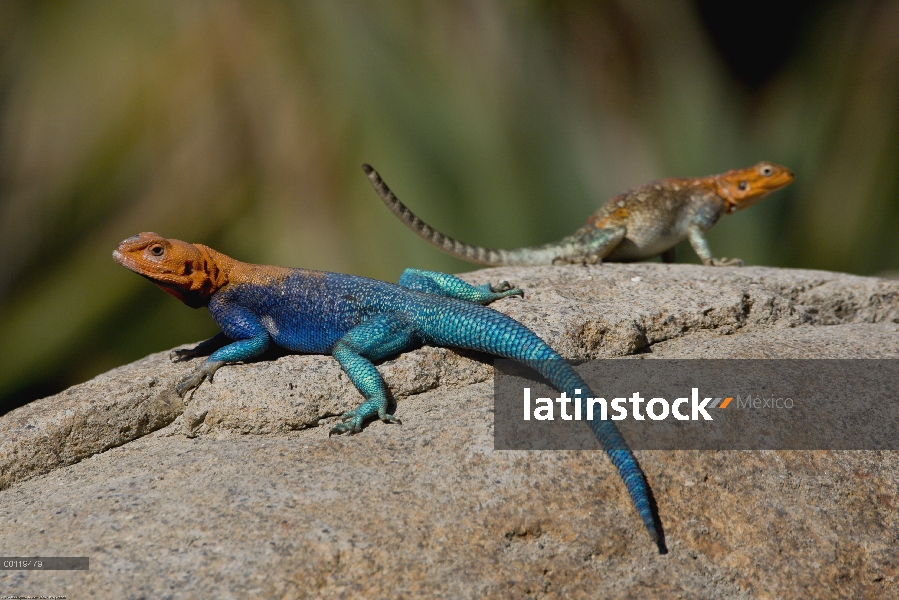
429,302,665,550
362,164,592,266
533,355,665,552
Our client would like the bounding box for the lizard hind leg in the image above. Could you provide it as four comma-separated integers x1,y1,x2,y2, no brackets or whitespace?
398,268,523,304
329,315,419,436
540,225,625,265
578,225,626,264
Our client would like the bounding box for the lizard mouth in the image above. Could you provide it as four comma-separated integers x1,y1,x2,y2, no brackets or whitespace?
724,201,742,214
113,248,180,276
112,249,138,272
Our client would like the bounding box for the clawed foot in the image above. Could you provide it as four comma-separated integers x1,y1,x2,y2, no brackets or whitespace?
328,409,402,436
708,257,744,267
170,347,200,362
485,281,524,299
175,360,225,397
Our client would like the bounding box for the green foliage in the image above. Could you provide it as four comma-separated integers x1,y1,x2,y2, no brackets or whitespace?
1,1,897,410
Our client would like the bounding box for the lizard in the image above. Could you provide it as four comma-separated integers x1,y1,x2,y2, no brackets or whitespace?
113,232,666,551
363,162,794,266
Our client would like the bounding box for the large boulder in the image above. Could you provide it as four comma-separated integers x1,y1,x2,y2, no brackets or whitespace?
1,264,897,597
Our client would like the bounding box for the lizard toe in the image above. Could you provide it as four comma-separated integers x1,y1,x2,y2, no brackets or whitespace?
502,287,525,299
329,419,363,436
377,412,402,425
174,360,225,396
175,371,206,397
170,348,198,362
710,257,744,267
339,410,358,422
486,282,524,299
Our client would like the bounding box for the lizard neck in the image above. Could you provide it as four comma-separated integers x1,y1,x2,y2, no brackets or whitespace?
194,244,235,291
669,174,745,215
159,244,235,309
659,176,725,209
197,245,296,292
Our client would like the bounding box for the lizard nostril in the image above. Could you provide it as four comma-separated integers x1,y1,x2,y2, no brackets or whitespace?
738,181,748,191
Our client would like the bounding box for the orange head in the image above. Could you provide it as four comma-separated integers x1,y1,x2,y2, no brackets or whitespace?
713,162,794,213
113,232,227,308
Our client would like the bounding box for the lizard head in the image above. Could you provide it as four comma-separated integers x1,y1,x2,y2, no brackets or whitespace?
113,232,227,308
714,162,794,213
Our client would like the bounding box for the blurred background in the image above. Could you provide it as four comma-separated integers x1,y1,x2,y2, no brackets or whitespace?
1,0,898,414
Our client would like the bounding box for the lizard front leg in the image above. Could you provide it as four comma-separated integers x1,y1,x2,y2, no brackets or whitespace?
687,224,744,267
170,332,231,362
175,333,270,396
328,314,418,435
398,268,522,304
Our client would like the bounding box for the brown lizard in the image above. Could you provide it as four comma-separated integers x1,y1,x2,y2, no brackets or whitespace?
363,162,794,266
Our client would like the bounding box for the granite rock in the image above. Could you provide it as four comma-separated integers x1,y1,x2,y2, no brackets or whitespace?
1,263,897,598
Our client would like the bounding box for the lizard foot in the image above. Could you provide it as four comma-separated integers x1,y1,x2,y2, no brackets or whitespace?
328,409,401,436
708,257,744,267
170,347,200,362
175,360,225,396
484,281,524,299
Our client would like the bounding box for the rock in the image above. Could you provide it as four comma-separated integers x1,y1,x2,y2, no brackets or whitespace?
0,351,184,492
0,263,897,597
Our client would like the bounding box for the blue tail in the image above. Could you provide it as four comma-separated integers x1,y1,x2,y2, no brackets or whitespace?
535,357,664,550
430,303,665,550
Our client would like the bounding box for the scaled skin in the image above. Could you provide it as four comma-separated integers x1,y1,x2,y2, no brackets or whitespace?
364,162,795,266
114,233,666,551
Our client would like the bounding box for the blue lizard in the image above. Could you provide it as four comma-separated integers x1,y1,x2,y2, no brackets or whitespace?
113,231,664,550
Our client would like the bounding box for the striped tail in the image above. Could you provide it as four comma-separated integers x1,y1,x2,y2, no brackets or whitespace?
362,164,592,266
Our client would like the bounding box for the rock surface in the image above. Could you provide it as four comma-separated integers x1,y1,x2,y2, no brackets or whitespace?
1,263,897,598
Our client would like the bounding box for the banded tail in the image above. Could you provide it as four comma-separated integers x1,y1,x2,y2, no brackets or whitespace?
362,164,595,266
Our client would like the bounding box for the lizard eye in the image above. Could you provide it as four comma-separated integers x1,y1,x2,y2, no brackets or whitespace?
738,181,748,191
760,165,773,176
149,245,165,257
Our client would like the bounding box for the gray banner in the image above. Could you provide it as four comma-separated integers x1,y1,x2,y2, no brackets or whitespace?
494,359,899,450
0,557,89,570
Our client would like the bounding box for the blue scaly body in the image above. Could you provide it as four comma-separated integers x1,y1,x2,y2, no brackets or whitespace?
113,232,664,550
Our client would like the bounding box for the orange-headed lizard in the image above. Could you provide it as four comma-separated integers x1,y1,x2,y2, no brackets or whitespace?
363,162,794,266
114,232,666,551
